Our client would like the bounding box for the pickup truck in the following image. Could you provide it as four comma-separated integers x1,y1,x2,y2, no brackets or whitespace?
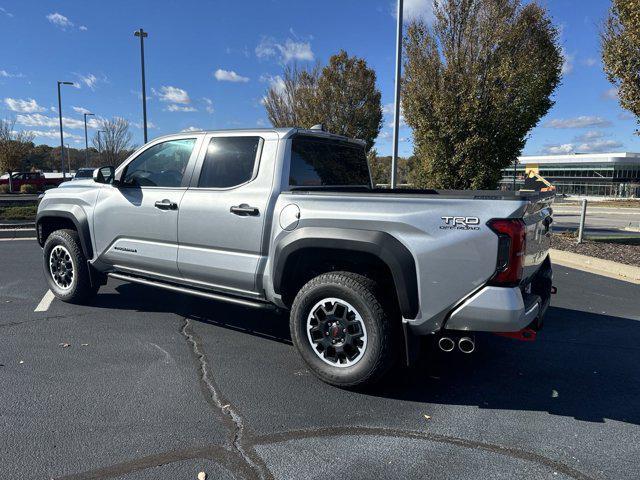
1,171,65,192
36,127,554,387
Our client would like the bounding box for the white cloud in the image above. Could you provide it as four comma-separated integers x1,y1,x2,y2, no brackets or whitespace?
154,85,191,104
166,104,197,112
181,126,202,132
0,69,25,78
22,129,83,141
583,57,597,67
260,74,286,95
542,139,624,155
46,12,73,29
602,88,618,100
4,97,45,113
202,97,214,114
79,25,88,31
16,113,100,130
561,48,574,75
256,37,314,63
0,7,14,17
72,106,91,115
544,116,612,129
542,144,575,155
574,130,606,143
401,0,434,23
214,69,249,83
256,118,268,127
74,73,100,90
131,121,157,129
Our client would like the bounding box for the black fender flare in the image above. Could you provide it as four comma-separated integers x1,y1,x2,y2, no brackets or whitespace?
36,207,93,259
272,227,419,319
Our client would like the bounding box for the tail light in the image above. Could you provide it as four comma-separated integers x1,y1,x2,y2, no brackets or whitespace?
487,219,526,286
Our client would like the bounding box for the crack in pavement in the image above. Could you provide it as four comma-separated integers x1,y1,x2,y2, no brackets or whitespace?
180,317,272,480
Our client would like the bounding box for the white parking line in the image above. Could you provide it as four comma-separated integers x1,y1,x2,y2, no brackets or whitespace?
34,290,55,312
0,237,37,241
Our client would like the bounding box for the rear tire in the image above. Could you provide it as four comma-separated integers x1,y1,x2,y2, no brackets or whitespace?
43,229,99,304
290,271,398,388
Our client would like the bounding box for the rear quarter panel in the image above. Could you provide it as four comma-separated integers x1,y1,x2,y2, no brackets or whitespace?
266,192,530,333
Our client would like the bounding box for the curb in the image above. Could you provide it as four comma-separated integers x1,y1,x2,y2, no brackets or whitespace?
549,248,640,285
0,227,36,240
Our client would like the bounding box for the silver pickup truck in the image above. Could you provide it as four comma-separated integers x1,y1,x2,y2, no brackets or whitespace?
37,127,554,387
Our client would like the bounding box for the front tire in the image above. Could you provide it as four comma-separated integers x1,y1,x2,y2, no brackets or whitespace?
290,272,398,388
43,229,98,304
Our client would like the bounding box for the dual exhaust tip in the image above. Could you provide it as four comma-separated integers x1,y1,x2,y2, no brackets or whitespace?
438,335,475,354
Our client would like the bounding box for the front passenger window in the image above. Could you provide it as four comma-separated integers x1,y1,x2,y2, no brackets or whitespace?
122,138,196,187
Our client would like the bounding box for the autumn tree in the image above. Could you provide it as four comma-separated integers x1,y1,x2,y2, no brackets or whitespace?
264,51,383,151
0,119,35,192
403,0,562,189
92,117,134,166
602,0,640,133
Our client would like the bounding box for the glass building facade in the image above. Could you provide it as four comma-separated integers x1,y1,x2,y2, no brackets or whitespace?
500,153,640,197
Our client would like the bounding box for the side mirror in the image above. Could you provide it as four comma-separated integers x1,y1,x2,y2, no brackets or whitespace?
93,166,115,184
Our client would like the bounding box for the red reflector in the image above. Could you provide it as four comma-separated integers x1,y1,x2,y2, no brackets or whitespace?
488,219,526,286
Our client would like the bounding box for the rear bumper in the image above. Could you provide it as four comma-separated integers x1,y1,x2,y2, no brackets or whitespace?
444,286,547,333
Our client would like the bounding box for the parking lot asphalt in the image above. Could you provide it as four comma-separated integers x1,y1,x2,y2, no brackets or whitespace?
1,239,639,480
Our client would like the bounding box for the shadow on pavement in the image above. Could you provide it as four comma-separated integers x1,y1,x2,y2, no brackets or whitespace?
90,284,640,426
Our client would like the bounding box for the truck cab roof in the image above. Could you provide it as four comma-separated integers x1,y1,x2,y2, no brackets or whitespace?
152,127,366,147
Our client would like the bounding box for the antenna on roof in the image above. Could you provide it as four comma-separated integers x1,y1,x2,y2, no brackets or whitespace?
310,124,326,131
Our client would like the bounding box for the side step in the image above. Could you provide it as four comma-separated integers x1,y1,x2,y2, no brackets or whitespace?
107,272,274,310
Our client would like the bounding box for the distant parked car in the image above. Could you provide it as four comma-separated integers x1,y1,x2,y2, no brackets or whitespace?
72,168,95,180
0,172,65,192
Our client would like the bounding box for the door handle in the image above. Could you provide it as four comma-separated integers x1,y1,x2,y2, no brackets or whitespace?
230,204,259,216
154,199,178,210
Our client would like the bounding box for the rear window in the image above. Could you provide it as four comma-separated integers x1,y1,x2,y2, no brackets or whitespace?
289,137,371,188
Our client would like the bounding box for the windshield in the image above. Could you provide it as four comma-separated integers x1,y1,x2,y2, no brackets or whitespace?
289,136,371,189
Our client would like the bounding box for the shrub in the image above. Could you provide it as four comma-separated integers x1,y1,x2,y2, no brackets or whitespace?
0,205,38,220
19,183,38,194
0,184,9,194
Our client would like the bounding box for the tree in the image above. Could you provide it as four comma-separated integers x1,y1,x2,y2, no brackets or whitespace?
92,117,134,166
264,50,383,151
602,0,640,133
402,0,562,190
0,119,35,192
264,65,320,129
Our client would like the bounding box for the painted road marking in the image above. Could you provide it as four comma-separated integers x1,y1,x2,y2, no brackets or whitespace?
0,237,38,241
34,290,55,312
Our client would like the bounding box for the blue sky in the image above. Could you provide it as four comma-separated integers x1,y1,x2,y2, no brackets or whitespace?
1,0,639,157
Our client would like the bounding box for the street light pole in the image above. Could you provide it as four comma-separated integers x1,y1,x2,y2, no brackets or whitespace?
83,112,94,167
390,0,403,189
134,28,149,144
57,81,74,179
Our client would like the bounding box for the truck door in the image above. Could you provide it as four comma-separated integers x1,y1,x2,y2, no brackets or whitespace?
93,136,202,279
177,133,273,296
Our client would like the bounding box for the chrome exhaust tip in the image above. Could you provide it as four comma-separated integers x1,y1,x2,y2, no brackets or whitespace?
458,337,475,354
438,336,455,353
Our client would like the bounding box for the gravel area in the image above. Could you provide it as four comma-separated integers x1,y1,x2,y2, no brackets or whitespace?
551,233,640,267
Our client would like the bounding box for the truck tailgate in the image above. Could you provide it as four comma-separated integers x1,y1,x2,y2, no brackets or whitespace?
521,194,554,283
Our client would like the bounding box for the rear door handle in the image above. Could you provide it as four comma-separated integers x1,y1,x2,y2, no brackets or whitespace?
230,204,259,216
154,199,178,210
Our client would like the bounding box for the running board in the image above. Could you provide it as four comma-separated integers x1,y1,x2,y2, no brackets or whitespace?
107,272,273,309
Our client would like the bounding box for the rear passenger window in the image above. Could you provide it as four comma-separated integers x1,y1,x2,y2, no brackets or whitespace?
198,137,261,188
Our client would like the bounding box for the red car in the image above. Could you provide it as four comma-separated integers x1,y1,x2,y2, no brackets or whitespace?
0,172,65,192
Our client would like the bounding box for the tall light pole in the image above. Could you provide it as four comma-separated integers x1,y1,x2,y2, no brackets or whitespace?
57,81,74,179
83,112,95,167
390,0,404,189
134,28,149,144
